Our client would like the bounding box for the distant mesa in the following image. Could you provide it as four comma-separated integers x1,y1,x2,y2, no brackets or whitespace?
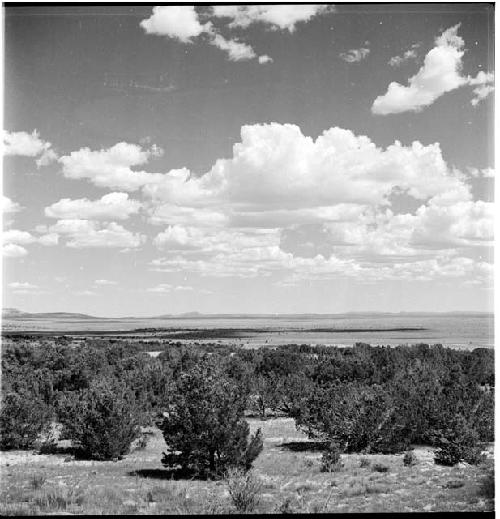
2,308,98,320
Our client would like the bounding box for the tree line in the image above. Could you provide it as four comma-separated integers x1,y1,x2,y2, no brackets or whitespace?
1,338,494,476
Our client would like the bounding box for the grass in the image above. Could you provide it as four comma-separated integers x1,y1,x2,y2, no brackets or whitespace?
0,419,494,514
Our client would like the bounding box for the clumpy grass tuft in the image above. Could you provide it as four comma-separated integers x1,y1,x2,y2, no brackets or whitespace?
32,485,85,512
30,474,46,490
226,467,262,513
403,451,417,467
359,457,371,468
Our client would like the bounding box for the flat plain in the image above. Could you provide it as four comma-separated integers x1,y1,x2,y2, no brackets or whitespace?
0,417,494,515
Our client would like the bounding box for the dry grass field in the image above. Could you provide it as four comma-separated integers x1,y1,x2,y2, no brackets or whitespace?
0,417,494,515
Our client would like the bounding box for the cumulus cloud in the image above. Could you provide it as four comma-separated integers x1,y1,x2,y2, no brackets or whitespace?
471,84,495,106
143,123,464,219
258,55,273,65
2,243,28,258
210,34,256,61
388,43,420,67
140,6,208,42
468,167,494,178
340,46,370,63
140,121,492,286
2,228,57,257
140,5,331,64
211,5,330,32
58,142,164,191
38,233,59,246
45,192,142,220
47,219,145,249
3,129,58,166
372,24,495,114
2,196,22,214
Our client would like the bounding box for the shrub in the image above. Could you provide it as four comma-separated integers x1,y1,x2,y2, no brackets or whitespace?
294,382,409,454
359,457,371,468
0,391,52,450
57,378,142,460
372,463,389,473
403,450,417,467
226,467,262,513
244,428,264,470
442,479,464,489
30,474,46,490
159,359,263,478
321,442,342,472
479,470,495,500
433,414,483,467
133,432,150,451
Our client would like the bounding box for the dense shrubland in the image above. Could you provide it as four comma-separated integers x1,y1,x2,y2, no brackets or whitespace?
0,337,494,470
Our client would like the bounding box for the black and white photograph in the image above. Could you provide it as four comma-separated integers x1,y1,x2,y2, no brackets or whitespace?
1,2,495,515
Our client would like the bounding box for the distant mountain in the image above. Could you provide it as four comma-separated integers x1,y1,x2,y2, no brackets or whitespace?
2,307,493,321
2,308,24,318
2,308,98,320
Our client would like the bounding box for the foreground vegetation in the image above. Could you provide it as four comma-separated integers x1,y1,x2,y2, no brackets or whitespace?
0,337,494,513
0,418,494,514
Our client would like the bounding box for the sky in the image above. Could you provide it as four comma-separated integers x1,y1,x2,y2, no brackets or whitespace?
2,3,495,317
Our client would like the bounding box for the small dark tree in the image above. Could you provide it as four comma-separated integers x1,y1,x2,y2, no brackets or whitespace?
57,378,142,460
158,359,262,478
0,391,52,450
250,374,282,419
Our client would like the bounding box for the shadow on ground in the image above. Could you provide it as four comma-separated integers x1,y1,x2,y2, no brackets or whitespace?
280,440,328,452
129,468,209,481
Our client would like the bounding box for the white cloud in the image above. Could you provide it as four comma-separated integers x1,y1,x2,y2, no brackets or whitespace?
143,123,465,221
2,244,28,258
147,283,193,294
373,24,495,114
388,44,420,67
38,233,59,246
75,290,97,296
3,229,36,245
9,281,38,290
48,219,145,249
140,6,208,42
2,196,22,214
45,192,142,220
210,34,256,61
258,55,273,65
94,279,118,286
36,148,59,168
175,285,194,291
58,142,163,191
471,84,495,106
146,204,227,227
468,167,494,178
153,225,278,253
2,228,60,257
372,24,467,114
141,121,492,286
340,46,370,63
410,199,494,248
3,129,58,166
211,5,330,32
2,230,34,257
140,5,330,63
